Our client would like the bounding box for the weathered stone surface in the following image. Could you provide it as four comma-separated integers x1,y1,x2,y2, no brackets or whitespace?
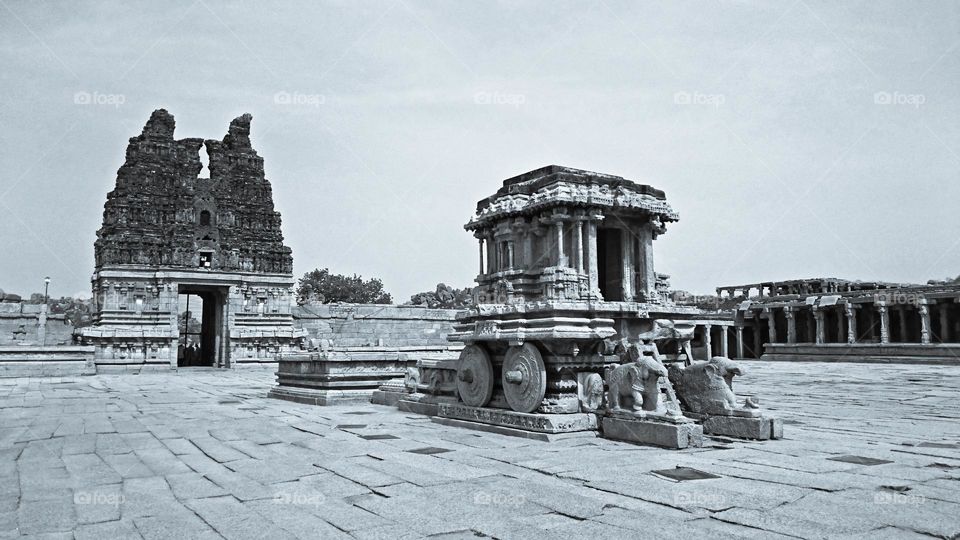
703,415,782,440
601,416,703,449
437,402,598,434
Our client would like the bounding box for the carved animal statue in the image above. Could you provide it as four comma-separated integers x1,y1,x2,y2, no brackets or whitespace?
637,319,696,365
403,367,421,392
579,373,605,412
668,356,759,416
606,343,669,415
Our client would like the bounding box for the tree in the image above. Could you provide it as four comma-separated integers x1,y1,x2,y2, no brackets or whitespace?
297,268,392,305
408,283,474,309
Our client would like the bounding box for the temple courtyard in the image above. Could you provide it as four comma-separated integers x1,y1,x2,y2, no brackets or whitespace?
1,362,958,540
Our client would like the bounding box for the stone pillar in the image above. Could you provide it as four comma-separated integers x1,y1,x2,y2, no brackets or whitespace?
720,326,729,357
814,310,825,345
920,303,931,344
507,241,515,270
621,228,634,301
636,223,655,301
575,219,585,274
939,304,950,342
785,309,797,344
753,323,762,357
477,238,484,275
703,324,713,360
735,326,744,358
555,221,566,267
878,303,890,344
586,220,600,298
845,304,857,344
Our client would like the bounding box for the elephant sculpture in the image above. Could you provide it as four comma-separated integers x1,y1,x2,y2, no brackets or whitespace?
605,342,671,416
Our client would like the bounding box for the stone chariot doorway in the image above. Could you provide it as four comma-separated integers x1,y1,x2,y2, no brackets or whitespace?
177,285,229,368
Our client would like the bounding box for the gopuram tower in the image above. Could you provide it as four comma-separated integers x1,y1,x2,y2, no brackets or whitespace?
78,109,305,372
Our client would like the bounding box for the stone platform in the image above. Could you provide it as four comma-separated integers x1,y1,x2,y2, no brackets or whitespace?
436,402,599,434
2,361,959,539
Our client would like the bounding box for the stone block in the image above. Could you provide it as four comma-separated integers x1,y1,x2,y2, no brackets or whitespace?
601,416,703,449
702,415,783,440
436,403,598,434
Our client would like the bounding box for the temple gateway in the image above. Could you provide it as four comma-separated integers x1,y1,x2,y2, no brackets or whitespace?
78,110,304,372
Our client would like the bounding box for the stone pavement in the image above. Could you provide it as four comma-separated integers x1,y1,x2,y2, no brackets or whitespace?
1,362,958,539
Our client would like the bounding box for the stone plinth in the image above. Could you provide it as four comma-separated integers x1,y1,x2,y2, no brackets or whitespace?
701,415,783,440
370,378,409,407
601,416,703,449
0,346,95,378
436,402,598,434
270,346,460,406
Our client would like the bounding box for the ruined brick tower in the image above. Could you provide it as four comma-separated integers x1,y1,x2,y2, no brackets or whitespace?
79,109,304,372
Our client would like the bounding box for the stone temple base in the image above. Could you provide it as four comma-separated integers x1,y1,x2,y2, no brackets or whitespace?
435,402,598,436
267,386,374,406
702,415,783,440
602,416,704,449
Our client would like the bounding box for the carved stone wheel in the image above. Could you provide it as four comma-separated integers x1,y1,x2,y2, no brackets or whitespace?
456,344,494,407
502,343,547,413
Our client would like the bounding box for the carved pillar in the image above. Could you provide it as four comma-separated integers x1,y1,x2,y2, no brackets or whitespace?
814,310,825,345
720,326,729,357
575,218,585,274
785,309,797,344
735,326,744,358
507,241,515,270
845,303,857,344
920,303,931,344
621,228,634,301
939,304,950,342
555,221,566,267
703,324,713,360
586,219,600,298
878,303,890,344
636,223,655,301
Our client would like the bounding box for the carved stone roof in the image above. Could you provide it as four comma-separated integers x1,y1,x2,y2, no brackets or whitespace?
466,165,678,230
94,109,293,275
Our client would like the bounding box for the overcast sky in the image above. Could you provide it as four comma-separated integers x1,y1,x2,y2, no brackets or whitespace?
1,1,958,301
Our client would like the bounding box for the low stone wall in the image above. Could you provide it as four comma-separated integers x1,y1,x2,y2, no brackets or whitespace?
293,304,459,347
0,346,94,377
762,343,960,365
0,303,75,346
